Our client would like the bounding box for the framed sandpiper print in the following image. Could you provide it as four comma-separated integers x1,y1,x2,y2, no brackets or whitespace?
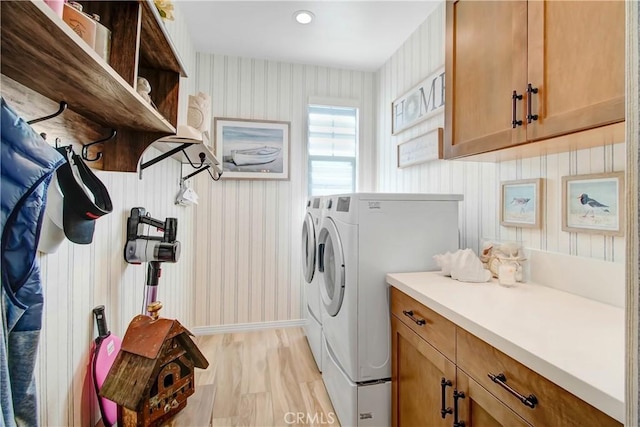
500,179,542,228
214,117,290,180
562,172,624,236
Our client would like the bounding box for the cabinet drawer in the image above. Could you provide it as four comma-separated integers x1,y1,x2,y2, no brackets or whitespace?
457,328,621,427
390,287,455,361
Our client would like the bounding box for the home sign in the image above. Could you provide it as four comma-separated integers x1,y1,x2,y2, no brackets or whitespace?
392,66,445,135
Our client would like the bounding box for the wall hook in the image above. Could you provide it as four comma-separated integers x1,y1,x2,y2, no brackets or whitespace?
82,128,116,162
27,101,68,125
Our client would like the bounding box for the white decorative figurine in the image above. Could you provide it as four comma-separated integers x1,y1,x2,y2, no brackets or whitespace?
136,77,152,104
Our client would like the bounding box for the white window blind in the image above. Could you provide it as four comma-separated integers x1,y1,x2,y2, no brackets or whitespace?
308,104,358,196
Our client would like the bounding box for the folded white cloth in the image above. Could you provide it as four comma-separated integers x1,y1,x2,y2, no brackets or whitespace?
434,249,491,283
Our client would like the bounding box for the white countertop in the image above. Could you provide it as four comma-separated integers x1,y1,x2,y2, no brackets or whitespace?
386,271,625,423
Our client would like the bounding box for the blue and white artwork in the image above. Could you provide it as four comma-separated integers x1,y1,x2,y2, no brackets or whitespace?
502,181,538,226
215,118,290,179
565,176,620,232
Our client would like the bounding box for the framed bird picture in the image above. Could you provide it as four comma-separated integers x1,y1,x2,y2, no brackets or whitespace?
500,178,542,228
562,172,625,236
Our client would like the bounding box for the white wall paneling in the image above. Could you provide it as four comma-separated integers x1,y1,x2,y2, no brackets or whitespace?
375,2,625,263
191,54,376,327
28,7,199,427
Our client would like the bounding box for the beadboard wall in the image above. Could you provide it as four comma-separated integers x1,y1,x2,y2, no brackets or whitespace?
189,54,376,327
25,10,199,427
376,3,626,263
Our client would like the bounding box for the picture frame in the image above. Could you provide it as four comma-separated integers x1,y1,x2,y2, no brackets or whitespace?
500,178,542,228
391,66,445,135
214,118,290,180
397,128,443,168
561,172,625,236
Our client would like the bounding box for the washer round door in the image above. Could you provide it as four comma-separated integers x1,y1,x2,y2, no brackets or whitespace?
318,217,345,317
301,212,316,283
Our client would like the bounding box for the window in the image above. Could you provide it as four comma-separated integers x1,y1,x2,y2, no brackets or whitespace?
307,104,358,196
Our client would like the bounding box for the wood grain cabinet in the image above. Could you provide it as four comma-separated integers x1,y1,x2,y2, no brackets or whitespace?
391,287,457,427
390,287,622,427
0,0,186,172
444,0,625,159
456,369,531,427
456,328,621,427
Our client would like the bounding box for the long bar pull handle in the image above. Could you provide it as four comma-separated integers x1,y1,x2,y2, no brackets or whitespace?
440,378,453,419
453,389,466,427
511,90,523,128
526,83,539,123
488,372,538,409
403,310,426,326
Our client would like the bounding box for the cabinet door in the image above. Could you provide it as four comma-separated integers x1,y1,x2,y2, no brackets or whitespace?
456,370,531,427
391,315,455,427
526,0,625,141
444,0,528,158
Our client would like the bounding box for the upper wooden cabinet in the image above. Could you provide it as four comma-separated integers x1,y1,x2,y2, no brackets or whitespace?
444,0,625,159
0,0,187,172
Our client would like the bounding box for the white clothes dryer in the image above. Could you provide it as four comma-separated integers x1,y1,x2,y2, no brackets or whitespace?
318,193,462,426
302,196,324,371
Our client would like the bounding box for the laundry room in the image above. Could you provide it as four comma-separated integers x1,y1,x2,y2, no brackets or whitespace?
0,1,637,426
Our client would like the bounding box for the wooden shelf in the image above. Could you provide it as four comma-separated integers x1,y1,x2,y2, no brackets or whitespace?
140,0,187,76
0,1,176,135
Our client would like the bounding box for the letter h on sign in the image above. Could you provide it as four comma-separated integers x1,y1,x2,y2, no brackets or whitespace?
392,66,445,135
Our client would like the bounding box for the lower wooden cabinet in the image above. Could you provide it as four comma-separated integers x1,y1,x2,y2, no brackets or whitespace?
457,328,621,427
390,288,622,427
456,369,531,427
391,315,455,427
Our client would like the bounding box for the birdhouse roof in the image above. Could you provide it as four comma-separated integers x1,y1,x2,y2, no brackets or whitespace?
99,314,209,410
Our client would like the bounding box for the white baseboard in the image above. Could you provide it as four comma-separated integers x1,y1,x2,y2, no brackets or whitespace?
191,319,307,336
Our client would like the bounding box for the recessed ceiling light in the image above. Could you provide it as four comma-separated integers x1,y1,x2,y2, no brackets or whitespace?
294,10,314,25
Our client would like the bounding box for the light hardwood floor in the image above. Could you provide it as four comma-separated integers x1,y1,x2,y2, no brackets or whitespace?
164,327,338,427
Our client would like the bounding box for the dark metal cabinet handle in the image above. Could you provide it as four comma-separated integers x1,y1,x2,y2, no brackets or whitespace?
511,90,523,128
440,378,453,419
453,389,466,427
402,310,426,326
526,83,539,123
488,372,538,409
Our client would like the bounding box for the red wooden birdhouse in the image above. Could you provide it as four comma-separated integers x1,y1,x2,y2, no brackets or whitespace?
100,303,209,426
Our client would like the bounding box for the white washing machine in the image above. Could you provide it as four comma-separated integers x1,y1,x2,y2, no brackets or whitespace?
302,196,324,371
318,193,462,426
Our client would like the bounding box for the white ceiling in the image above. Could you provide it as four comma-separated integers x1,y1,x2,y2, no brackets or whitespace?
178,1,441,72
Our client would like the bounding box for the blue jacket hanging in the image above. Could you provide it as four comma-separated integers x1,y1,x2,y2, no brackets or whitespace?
0,97,65,427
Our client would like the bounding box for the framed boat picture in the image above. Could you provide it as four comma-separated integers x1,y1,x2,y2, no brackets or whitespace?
214,117,290,180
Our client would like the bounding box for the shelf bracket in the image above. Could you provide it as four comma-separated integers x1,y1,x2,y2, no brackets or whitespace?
139,142,193,173
182,165,211,181
139,139,222,182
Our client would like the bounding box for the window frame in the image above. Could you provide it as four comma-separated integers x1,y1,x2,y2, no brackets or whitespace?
306,98,360,197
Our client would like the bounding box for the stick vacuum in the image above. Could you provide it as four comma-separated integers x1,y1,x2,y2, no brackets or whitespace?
124,207,180,314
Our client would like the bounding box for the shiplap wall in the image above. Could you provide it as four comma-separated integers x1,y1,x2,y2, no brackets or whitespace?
27,10,199,427
376,3,626,262
190,54,376,327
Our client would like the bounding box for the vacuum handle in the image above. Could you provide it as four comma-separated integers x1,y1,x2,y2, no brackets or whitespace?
146,261,162,287
93,305,109,339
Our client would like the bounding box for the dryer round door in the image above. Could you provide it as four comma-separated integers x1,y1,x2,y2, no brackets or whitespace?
317,218,345,317
301,212,316,283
